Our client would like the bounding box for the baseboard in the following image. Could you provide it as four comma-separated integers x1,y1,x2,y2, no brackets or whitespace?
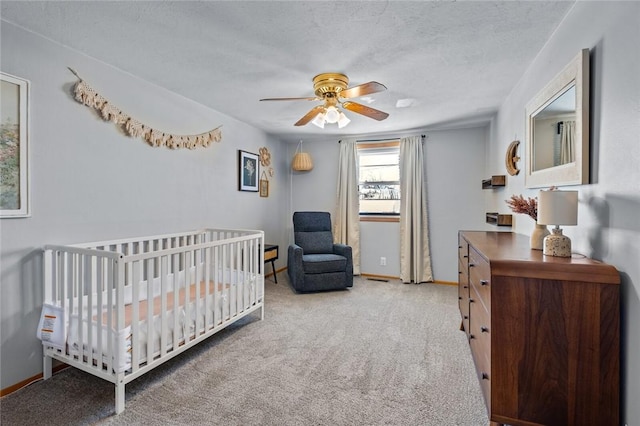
265,267,287,278
0,363,68,397
278,268,454,286
433,280,457,286
361,273,399,281
361,273,456,286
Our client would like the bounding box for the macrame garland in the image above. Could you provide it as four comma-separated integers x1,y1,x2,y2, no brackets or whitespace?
69,68,222,149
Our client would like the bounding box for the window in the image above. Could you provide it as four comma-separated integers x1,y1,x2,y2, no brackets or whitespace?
358,141,400,216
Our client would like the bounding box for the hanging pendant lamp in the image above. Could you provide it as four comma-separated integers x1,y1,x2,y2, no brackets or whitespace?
292,140,313,171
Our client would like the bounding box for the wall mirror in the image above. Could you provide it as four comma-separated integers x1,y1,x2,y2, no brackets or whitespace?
525,49,589,188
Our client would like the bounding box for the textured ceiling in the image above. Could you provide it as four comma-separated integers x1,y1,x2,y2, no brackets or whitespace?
1,1,575,142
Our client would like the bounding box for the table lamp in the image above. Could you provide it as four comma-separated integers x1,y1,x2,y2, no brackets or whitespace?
537,189,578,257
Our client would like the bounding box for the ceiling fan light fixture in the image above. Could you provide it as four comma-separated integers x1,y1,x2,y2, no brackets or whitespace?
337,112,351,128
311,112,326,128
324,106,340,123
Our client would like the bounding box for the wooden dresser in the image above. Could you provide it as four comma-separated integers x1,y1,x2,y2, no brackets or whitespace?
458,231,620,426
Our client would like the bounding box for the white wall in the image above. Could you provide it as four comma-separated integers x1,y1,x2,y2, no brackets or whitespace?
288,126,487,282
488,2,640,423
0,22,289,390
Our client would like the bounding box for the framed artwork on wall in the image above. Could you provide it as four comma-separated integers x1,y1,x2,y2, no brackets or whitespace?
238,150,259,192
1,72,30,218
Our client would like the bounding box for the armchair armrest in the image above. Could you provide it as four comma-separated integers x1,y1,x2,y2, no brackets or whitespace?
333,244,354,285
287,244,305,290
333,243,351,258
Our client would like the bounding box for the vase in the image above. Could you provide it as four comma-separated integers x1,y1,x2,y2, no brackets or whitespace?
530,223,550,250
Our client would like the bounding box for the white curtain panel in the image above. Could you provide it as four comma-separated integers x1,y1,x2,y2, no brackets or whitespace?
334,138,361,275
560,120,576,164
399,135,433,283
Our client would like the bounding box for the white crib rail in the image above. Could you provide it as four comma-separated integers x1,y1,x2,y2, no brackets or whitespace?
42,229,264,414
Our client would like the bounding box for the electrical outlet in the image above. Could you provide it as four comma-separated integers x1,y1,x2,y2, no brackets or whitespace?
380,257,386,266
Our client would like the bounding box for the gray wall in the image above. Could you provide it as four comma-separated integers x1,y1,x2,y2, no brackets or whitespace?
287,127,487,282
0,22,290,389
487,2,640,423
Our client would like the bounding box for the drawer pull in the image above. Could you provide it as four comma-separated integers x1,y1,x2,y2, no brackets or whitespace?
480,280,489,286
463,255,469,258
463,315,468,319
458,296,462,300
469,263,475,267
463,285,468,289
458,245,462,249
469,334,475,339
482,372,489,380
469,298,475,303
481,326,489,333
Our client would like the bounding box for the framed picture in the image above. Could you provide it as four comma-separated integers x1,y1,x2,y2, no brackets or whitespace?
238,150,259,192
1,72,30,218
259,179,269,197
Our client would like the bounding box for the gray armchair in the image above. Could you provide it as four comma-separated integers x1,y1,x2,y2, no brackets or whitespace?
287,212,353,292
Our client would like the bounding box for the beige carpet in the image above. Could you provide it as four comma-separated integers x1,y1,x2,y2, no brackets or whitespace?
0,275,488,425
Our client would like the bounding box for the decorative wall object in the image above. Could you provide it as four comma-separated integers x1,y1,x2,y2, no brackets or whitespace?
259,172,269,197
257,146,273,197
69,68,222,150
259,146,274,178
238,150,259,192
505,140,520,176
1,72,30,218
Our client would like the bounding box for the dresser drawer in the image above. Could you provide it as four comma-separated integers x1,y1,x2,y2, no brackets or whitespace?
458,254,470,336
459,270,470,335
469,286,491,365
468,247,491,313
469,320,492,410
458,236,469,265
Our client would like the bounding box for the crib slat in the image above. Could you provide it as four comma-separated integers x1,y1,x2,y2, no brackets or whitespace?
146,256,153,364
105,256,114,375
131,260,140,371
160,255,168,358
172,252,180,350
194,248,202,336
95,257,104,371
204,246,212,330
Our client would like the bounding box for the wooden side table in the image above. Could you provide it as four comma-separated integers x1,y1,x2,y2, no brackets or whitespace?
264,244,278,283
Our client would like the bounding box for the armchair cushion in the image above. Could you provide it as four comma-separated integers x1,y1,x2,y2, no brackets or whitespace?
293,212,334,254
302,254,347,274
295,231,333,254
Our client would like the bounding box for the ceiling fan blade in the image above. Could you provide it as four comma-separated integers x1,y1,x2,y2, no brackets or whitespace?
260,97,319,101
342,101,389,121
294,105,325,126
340,81,387,99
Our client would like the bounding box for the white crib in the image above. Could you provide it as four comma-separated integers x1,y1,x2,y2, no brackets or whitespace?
40,228,264,414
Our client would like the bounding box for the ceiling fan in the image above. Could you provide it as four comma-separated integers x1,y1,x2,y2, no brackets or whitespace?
260,73,389,128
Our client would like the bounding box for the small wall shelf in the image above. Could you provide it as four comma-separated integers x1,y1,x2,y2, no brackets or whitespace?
486,212,512,227
482,175,506,189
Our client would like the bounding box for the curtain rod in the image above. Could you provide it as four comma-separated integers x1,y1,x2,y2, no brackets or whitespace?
339,135,425,143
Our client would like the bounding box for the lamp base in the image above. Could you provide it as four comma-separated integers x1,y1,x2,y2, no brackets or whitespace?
543,227,572,257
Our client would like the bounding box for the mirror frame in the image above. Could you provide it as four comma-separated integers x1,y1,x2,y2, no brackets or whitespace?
525,49,590,188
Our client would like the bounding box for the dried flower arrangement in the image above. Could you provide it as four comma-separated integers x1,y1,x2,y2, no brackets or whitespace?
505,194,538,220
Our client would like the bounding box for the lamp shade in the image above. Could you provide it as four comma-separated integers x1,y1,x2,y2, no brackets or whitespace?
537,190,578,226
324,106,340,123
292,152,313,171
